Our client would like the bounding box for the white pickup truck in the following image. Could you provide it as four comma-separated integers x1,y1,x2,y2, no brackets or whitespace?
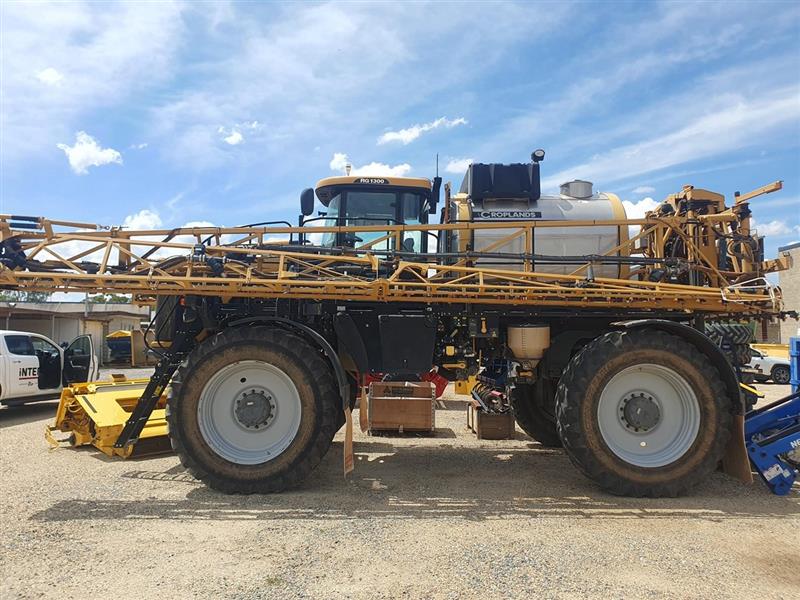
748,347,792,385
0,330,98,406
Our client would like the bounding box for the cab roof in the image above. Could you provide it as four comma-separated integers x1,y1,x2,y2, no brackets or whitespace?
315,175,432,205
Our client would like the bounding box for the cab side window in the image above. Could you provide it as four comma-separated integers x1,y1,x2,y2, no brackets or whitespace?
68,336,91,356
5,335,35,356
31,338,59,355
401,192,423,253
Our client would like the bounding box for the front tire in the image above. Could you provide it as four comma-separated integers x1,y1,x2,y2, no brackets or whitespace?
555,329,731,497
167,327,340,493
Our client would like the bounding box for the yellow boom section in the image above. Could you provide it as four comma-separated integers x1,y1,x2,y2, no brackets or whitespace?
46,377,169,458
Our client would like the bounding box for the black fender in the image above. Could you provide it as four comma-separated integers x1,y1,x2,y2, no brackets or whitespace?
227,316,350,411
613,319,743,414
333,313,369,373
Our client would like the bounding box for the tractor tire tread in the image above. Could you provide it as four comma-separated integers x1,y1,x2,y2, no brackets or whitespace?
555,329,731,498
510,383,562,448
166,326,340,494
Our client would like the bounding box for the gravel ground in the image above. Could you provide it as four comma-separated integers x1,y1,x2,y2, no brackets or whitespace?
1,374,797,599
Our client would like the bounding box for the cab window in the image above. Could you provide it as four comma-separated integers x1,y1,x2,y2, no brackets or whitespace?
5,335,35,356
31,337,59,355
67,336,91,356
347,191,397,250
321,190,426,251
401,192,423,253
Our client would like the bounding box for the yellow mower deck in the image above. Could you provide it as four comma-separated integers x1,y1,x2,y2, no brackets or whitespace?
46,376,170,458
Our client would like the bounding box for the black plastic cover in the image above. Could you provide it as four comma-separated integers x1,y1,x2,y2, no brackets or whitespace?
459,162,541,202
378,315,437,373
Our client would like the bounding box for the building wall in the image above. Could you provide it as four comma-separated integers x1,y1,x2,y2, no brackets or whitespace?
107,315,144,332
6,316,84,346
779,245,800,343
4,317,55,340
755,320,782,344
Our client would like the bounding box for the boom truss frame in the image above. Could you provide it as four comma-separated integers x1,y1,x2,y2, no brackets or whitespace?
0,206,787,317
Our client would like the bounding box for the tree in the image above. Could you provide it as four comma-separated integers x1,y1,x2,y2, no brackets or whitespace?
0,291,51,302
88,294,132,304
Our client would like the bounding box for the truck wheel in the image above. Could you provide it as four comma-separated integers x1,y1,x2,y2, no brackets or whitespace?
510,379,562,447
555,329,731,497
167,326,340,493
771,365,790,385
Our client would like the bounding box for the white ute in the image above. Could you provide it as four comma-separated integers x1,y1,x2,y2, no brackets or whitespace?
748,348,791,385
0,330,98,406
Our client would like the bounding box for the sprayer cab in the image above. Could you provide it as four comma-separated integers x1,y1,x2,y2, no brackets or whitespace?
300,175,440,250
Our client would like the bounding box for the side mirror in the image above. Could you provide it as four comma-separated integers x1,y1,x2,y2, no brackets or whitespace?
429,176,442,214
300,188,315,216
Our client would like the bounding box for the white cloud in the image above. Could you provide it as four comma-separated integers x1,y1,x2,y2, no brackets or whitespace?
123,209,163,230
351,162,412,177
56,131,122,175
36,67,62,85
223,130,244,145
445,158,473,174
146,3,569,169
632,185,655,194
130,142,148,150
218,121,260,146
329,153,411,177
752,219,800,237
182,220,216,228
3,2,185,160
330,152,349,171
622,196,662,240
622,197,661,219
542,86,800,190
378,117,467,145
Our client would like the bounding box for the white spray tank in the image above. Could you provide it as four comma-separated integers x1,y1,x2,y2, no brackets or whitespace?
448,152,628,278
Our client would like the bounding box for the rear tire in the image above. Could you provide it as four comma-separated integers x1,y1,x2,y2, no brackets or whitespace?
771,365,790,385
510,378,562,448
555,329,731,497
167,326,340,493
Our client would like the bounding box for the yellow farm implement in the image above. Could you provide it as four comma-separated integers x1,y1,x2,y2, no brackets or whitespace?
46,376,170,458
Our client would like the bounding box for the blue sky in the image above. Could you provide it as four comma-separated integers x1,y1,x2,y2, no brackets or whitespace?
2,1,799,263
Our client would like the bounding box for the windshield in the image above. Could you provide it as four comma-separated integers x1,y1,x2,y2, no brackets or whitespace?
320,190,424,250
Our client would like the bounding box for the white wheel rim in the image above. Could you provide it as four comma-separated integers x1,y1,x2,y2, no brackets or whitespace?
197,360,302,465
597,363,701,468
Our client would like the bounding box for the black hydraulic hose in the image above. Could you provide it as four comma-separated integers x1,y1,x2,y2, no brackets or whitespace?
258,244,683,267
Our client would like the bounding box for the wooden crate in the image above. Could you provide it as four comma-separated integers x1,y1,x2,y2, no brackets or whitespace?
467,401,515,440
367,381,435,433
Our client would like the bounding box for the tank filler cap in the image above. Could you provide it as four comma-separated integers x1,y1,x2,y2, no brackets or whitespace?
560,180,593,199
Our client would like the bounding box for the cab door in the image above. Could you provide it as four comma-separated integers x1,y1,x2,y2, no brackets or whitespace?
2,334,41,398
63,335,98,384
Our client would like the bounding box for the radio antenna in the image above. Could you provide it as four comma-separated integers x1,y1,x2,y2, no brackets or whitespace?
436,153,439,177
